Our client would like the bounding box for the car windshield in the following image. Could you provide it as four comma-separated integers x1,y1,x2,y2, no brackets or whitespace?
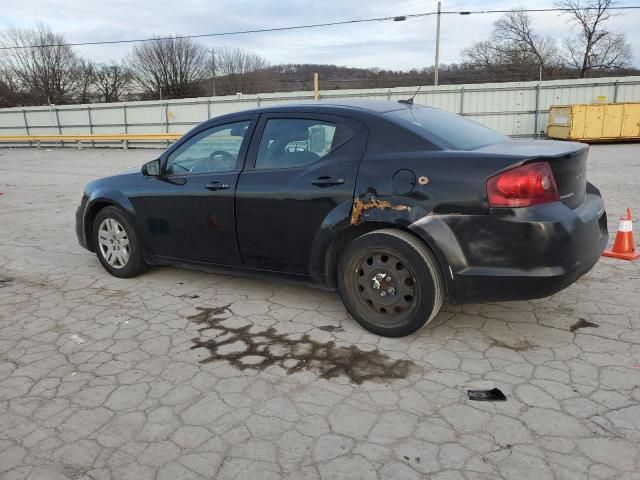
387,107,509,150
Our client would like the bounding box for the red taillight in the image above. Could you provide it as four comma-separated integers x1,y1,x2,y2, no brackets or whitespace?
487,162,560,207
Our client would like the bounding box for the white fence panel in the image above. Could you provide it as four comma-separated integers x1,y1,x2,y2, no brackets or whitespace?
125,104,162,127
58,109,90,136
24,109,60,135
617,82,640,102
0,110,27,135
0,76,638,146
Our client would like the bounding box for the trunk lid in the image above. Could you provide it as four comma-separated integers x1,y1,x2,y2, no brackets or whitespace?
477,140,588,209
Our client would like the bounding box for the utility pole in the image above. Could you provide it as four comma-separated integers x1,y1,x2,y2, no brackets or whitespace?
434,1,441,86
211,48,217,97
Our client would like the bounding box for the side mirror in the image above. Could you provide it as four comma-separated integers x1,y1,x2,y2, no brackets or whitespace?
142,159,161,176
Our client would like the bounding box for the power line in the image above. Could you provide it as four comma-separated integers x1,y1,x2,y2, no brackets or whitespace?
448,5,640,15
1,6,640,50
0,13,430,50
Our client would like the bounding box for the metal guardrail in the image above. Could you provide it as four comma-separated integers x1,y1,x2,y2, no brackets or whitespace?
0,133,182,149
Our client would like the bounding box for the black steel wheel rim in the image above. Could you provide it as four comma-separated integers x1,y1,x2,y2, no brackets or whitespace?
350,249,419,323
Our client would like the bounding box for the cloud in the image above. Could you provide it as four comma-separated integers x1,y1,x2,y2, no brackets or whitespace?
1,0,638,68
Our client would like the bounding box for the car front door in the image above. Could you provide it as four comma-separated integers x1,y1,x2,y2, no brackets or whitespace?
132,116,256,265
235,113,367,275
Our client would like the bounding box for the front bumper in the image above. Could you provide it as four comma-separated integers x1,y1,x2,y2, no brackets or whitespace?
410,185,608,304
76,195,90,250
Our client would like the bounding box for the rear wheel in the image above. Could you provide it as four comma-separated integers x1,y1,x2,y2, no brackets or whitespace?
93,206,146,278
337,229,444,337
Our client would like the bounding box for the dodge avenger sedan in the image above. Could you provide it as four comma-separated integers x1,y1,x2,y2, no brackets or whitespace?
76,100,608,337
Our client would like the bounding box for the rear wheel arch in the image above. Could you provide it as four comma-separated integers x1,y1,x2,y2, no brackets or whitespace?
325,223,448,299
336,227,445,336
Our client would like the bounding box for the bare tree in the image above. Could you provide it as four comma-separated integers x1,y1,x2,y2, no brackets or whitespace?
128,37,209,99
556,0,632,77
74,58,95,104
0,65,20,106
493,11,560,70
0,24,79,104
214,47,268,95
462,10,560,79
463,40,499,69
0,79,17,107
94,62,132,102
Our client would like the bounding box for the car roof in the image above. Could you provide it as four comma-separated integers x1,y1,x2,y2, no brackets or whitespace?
235,99,432,116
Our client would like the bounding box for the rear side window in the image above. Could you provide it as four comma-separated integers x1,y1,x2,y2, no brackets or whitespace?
255,118,353,170
387,107,509,150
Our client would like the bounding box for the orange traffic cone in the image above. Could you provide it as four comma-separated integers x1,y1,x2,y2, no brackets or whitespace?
602,208,640,261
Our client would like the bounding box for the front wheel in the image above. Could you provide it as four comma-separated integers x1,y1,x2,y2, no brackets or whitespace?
93,206,146,278
337,229,444,337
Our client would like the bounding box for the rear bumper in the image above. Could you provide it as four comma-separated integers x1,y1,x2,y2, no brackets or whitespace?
410,184,608,304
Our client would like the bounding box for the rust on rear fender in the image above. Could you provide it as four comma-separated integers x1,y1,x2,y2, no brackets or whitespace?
350,196,411,225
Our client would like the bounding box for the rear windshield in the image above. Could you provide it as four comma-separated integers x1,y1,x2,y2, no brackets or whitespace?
387,107,509,150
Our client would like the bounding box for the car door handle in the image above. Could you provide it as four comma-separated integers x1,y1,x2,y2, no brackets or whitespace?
205,182,230,191
311,176,345,187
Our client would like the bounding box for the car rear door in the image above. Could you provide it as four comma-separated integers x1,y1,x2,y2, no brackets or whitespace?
131,116,256,265
235,113,367,275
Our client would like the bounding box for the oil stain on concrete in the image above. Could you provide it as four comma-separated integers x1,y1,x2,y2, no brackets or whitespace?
188,305,414,384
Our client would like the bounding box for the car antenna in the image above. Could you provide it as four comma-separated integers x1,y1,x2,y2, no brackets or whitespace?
398,85,423,105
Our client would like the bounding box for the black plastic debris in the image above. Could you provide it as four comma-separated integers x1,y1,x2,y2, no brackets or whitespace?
317,325,345,333
570,318,599,332
467,387,507,402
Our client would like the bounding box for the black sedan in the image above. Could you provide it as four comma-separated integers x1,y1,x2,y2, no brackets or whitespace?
76,100,608,337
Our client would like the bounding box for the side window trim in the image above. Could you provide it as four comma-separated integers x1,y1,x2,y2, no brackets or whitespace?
245,113,357,171
161,116,257,176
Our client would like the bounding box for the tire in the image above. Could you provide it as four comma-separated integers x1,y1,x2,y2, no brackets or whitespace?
337,229,444,337
92,206,147,278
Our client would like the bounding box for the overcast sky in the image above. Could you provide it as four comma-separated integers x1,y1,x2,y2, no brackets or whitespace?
1,0,639,70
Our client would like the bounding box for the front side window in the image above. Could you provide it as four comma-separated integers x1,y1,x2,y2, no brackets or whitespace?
255,119,346,170
166,120,250,175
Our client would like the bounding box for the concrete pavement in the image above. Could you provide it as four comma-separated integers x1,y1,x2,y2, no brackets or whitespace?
0,144,639,479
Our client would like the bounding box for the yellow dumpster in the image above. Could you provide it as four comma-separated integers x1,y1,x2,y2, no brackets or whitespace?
547,102,640,142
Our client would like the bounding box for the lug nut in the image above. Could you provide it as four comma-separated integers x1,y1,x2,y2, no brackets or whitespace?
380,291,387,297
388,287,395,295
